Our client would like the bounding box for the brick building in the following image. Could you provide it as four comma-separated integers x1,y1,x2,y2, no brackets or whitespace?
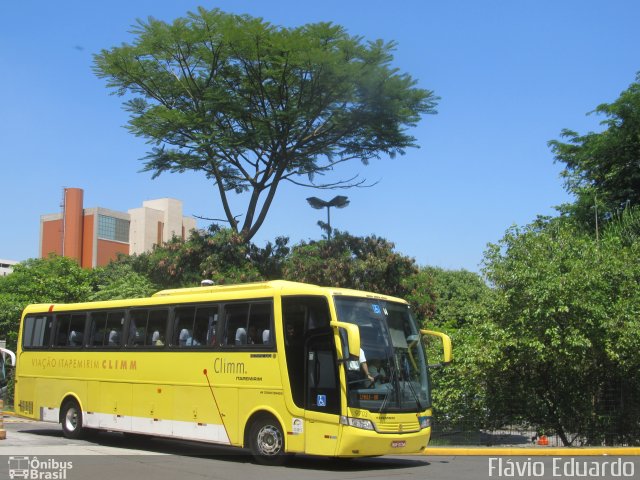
40,188,196,268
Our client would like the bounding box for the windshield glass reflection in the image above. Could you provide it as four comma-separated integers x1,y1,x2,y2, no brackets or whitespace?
334,296,430,413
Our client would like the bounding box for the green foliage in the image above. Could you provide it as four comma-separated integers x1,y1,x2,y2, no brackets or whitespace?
416,267,495,430
604,205,640,247
400,268,437,322
89,262,156,301
94,7,437,241
121,226,289,287
429,320,506,431
421,266,491,331
282,230,432,309
550,73,640,225
482,217,640,445
0,256,93,350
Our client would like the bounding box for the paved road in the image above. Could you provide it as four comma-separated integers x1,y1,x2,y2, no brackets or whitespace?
0,418,637,480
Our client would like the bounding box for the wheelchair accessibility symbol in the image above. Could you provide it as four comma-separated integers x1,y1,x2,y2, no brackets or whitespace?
317,395,327,407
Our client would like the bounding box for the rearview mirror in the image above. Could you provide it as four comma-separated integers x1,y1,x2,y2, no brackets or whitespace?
420,329,452,368
330,321,361,360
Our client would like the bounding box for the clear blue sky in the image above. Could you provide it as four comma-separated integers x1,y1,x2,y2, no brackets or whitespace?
1,1,638,271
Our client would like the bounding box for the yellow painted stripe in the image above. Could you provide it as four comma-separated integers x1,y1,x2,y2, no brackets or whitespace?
423,447,640,456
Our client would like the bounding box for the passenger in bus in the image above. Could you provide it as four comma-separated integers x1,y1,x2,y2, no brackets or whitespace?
286,322,295,340
235,327,247,345
347,348,375,384
69,331,83,346
129,320,142,345
206,317,216,345
108,330,120,346
247,325,258,344
179,329,191,346
368,359,387,384
152,331,164,346
285,322,301,346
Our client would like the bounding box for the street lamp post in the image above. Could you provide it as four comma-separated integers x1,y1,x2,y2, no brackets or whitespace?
306,195,350,240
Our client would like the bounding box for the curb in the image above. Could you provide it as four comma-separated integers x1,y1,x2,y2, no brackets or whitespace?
423,447,640,456
2,411,38,424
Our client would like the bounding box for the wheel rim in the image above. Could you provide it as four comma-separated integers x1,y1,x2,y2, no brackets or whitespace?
64,406,79,432
256,424,283,456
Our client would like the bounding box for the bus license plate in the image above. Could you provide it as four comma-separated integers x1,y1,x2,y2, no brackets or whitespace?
391,440,406,448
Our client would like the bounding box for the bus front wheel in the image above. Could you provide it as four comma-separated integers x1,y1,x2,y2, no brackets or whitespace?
61,399,85,439
248,416,287,465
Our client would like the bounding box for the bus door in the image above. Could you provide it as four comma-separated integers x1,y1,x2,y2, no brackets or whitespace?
303,330,341,456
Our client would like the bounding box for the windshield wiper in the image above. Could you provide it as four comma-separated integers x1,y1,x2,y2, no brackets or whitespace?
378,359,396,414
402,370,422,411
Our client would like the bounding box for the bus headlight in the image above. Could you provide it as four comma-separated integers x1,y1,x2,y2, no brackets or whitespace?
340,416,375,431
418,416,431,429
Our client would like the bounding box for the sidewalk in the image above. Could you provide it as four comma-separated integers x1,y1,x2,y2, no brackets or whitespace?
423,446,640,456
3,413,638,457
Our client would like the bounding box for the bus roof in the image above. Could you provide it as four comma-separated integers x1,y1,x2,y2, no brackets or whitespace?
153,280,405,303
22,280,407,315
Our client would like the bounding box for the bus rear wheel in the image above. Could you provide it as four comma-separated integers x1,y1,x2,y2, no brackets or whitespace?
248,416,287,465
61,399,85,439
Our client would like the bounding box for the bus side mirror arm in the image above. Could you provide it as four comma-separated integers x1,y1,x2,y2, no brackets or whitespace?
330,321,360,361
0,347,15,367
420,329,452,367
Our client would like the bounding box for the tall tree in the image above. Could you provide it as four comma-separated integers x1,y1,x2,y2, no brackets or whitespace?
422,266,491,330
88,263,156,301
119,226,289,288
549,73,640,225
282,231,430,312
482,217,640,445
94,8,437,241
0,257,93,349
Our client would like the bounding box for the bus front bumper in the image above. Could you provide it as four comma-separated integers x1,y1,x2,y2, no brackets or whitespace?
335,426,431,457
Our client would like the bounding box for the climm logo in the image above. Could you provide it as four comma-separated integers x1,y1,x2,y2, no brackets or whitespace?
213,358,245,374
102,359,137,370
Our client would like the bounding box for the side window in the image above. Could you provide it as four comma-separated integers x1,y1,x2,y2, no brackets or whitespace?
249,303,272,346
147,310,168,347
195,306,218,346
55,313,86,347
128,309,168,347
22,315,53,348
224,304,249,345
90,312,107,346
223,301,273,347
128,310,148,346
89,311,124,347
282,296,330,342
174,307,196,346
174,305,219,347
106,311,125,346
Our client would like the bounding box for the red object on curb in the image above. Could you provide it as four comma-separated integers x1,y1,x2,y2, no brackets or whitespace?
537,435,549,446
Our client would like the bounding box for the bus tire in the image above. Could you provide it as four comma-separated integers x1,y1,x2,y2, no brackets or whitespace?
60,399,85,439
248,416,287,465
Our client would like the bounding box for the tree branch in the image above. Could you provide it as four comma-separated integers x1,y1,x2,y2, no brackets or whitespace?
193,213,242,223
283,175,378,189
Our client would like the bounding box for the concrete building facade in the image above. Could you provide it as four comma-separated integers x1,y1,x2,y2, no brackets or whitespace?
0,259,18,276
128,198,197,255
40,188,196,268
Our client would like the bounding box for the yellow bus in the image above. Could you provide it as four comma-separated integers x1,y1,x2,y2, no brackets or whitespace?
14,280,451,464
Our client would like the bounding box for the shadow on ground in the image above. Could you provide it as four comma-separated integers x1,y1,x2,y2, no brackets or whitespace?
15,426,430,471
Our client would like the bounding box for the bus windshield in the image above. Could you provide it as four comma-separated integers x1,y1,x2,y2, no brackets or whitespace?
334,296,430,413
